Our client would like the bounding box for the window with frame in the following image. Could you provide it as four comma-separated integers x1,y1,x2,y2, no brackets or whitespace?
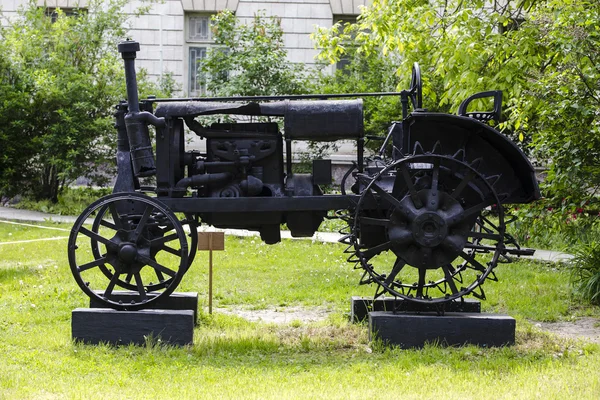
186,14,215,96
45,7,85,23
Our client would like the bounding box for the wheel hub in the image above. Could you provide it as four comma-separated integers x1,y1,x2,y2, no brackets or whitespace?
390,188,470,268
412,212,447,247
118,243,138,263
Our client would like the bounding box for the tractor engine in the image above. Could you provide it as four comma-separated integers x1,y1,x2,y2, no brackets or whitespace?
195,122,285,199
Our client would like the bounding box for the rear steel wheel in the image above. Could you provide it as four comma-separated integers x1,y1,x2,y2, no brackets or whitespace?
68,193,188,310
351,152,505,303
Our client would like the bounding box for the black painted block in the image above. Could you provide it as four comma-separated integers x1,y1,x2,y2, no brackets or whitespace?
369,311,515,349
90,291,198,324
351,296,481,322
72,308,194,346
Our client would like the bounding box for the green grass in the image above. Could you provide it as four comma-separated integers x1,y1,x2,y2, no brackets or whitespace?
1,222,600,398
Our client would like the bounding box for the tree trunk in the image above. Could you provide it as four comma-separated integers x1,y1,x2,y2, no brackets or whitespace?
39,165,60,203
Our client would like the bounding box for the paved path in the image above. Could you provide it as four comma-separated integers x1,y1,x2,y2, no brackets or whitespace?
0,206,81,223
0,206,573,262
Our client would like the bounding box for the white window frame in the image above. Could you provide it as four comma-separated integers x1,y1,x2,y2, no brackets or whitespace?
185,13,216,96
45,7,86,23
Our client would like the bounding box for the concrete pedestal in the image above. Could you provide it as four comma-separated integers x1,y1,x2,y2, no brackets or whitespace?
90,291,199,324
369,311,515,349
351,296,481,322
72,308,194,346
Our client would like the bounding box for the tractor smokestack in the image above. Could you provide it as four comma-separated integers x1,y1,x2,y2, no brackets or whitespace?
118,41,159,177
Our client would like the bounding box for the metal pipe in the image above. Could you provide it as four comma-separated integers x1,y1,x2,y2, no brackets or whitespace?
118,41,141,113
143,91,410,104
285,138,293,178
175,172,232,189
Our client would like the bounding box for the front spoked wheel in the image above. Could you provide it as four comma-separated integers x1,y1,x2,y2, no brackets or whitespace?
90,207,197,292
68,193,188,310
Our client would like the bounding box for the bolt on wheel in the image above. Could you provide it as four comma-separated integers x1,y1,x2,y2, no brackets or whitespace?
68,192,189,310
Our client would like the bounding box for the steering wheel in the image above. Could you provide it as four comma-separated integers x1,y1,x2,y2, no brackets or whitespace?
409,62,423,110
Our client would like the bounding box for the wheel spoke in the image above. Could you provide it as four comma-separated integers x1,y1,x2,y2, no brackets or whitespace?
459,251,487,273
155,270,166,283
442,234,465,254
99,219,118,231
132,205,154,243
108,203,124,230
369,181,404,210
451,169,476,200
359,241,393,260
399,164,423,208
427,158,440,210
137,255,177,277
384,257,406,285
159,244,182,257
468,231,503,241
103,271,121,298
79,227,117,250
388,227,413,247
442,264,459,295
416,268,426,298
150,233,179,247
421,247,433,265
134,272,148,301
451,199,493,225
78,256,108,272
124,273,133,284
464,243,500,252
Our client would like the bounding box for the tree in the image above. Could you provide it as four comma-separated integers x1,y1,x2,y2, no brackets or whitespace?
313,0,600,206
313,22,403,149
200,10,311,97
0,0,169,202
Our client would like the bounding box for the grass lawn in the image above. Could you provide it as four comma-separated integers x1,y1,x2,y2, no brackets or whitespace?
1,221,599,399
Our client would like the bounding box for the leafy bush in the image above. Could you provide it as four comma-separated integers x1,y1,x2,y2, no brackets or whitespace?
0,0,172,202
14,187,112,216
570,242,600,305
510,201,600,250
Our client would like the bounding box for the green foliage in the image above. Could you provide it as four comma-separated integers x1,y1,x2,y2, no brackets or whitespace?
510,201,600,250
13,186,112,215
314,31,402,149
313,0,600,204
0,0,168,202
570,242,600,305
200,10,311,96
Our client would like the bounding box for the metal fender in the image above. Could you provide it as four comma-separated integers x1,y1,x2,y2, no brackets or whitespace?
403,112,540,204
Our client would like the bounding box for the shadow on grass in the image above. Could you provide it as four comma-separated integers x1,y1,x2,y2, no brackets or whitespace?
0,265,39,282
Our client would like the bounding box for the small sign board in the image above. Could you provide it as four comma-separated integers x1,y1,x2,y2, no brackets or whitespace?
197,232,225,251
197,231,225,315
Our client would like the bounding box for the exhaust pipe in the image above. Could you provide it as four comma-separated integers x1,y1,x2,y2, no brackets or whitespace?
118,41,163,177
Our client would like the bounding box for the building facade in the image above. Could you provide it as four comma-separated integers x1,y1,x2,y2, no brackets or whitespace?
1,0,371,95
1,0,372,175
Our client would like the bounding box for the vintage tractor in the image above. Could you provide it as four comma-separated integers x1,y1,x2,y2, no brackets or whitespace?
67,41,539,310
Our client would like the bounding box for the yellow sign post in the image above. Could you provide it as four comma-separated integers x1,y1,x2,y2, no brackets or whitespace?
197,231,225,314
